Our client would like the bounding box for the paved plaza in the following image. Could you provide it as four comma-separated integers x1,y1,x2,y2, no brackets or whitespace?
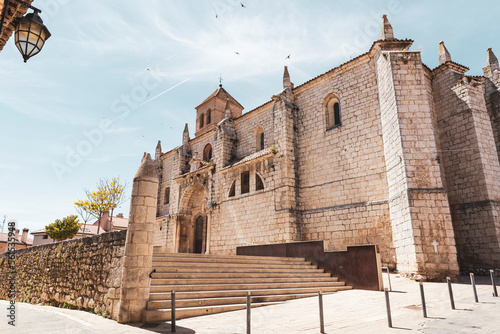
1,274,499,333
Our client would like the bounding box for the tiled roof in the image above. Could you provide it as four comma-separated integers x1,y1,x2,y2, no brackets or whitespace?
0,233,33,245
431,61,469,74
111,217,129,228
31,215,129,237
197,85,244,109
224,148,273,169
78,225,107,235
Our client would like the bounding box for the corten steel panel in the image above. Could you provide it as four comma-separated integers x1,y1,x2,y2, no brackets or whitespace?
237,241,381,291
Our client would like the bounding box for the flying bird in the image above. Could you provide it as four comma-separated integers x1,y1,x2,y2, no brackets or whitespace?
215,13,218,19
241,3,246,8
235,52,240,55
285,54,291,59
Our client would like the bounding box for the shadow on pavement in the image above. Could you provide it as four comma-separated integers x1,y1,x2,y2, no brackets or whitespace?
129,322,196,333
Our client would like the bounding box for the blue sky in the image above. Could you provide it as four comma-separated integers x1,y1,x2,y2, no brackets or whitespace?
1,0,499,235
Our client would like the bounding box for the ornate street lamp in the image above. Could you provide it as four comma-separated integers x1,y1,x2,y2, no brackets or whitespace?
0,0,51,62
14,10,50,62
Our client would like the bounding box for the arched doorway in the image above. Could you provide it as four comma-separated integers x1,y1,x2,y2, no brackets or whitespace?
177,184,209,254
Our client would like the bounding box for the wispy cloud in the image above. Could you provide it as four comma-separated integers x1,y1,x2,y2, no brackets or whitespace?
86,152,138,162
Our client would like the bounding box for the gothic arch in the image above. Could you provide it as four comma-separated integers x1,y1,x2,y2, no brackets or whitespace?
255,172,265,191
178,183,208,214
228,179,236,197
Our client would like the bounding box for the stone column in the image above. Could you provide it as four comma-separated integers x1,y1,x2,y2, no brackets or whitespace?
117,153,159,323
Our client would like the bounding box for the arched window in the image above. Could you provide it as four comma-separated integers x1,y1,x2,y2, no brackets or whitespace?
256,174,264,191
255,126,265,152
325,96,341,129
228,181,236,197
207,109,212,124
203,143,212,161
241,171,250,194
164,187,170,205
200,113,205,128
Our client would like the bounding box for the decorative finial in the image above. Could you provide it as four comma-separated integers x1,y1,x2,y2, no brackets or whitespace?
438,41,452,65
182,123,190,144
381,15,394,40
219,74,223,87
283,66,292,89
224,98,231,118
486,48,499,71
155,140,162,159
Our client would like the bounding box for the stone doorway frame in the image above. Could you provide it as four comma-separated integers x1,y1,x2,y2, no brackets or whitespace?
175,183,210,254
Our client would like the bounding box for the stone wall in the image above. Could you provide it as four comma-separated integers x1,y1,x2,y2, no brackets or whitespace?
211,156,278,253
234,104,274,162
293,55,394,266
0,231,126,318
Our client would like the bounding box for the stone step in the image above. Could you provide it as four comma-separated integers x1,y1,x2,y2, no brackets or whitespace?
152,266,325,274
142,302,281,322
152,256,310,266
151,272,332,279
153,248,304,263
150,277,339,286
147,293,324,309
150,281,346,293
144,252,350,323
151,261,312,270
148,286,352,301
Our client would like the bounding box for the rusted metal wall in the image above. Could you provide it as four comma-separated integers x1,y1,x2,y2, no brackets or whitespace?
237,241,382,291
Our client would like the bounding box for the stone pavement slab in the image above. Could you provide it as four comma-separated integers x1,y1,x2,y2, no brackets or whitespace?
1,274,499,333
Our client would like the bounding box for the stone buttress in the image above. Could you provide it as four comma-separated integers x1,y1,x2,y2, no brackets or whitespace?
375,17,459,279
432,44,500,270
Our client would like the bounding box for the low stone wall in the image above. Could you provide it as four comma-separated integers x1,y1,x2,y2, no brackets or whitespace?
0,230,126,319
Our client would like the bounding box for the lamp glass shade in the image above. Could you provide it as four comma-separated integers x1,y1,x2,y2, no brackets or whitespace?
14,12,51,62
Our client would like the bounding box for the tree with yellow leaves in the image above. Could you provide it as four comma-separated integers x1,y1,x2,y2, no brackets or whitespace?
45,215,81,242
74,177,128,234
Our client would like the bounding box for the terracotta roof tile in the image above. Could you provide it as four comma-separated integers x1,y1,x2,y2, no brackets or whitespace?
0,233,33,245
197,86,244,109
223,149,273,169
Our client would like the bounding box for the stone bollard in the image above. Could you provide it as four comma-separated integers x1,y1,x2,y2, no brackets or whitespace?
117,153,159,323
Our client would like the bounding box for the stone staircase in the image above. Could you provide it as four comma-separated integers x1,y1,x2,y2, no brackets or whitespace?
142,247,352,322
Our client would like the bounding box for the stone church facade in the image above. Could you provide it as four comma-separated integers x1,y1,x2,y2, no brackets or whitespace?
152,16,500,279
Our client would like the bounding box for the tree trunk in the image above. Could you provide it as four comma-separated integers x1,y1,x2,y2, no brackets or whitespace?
97,213,102,234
